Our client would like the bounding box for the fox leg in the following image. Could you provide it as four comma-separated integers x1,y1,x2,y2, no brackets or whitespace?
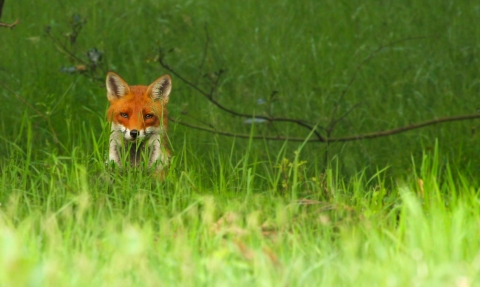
147,135,170,170
108,132,123,167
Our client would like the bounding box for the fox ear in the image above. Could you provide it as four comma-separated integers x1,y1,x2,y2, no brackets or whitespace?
147,74,172,103
106,72,130,101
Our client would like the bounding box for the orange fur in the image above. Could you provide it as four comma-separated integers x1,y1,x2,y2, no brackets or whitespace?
107,85,168,134
105,72,172,175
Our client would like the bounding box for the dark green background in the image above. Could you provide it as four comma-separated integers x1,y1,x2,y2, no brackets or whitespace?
1,0,479,178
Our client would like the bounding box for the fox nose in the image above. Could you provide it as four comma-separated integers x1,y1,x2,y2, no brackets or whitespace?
130,130,138,139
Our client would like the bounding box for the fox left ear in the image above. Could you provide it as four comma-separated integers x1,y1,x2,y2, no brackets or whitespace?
147,74,172,103
106,72,131,101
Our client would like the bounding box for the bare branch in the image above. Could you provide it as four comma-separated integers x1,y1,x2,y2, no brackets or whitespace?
44,24,106,83
158,57,326,142
160,33,476,149
0,1,19,29
171,113,480,143
0,18,18,29
327,102,362,133
161,36,434,144
158,24,327,142
329,113,480,142
45,27,88,66
169,116,311,142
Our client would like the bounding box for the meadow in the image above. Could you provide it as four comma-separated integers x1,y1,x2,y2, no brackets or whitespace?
1,0,480,286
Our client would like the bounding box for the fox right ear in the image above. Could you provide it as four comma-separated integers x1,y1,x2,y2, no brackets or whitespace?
106,72,130,101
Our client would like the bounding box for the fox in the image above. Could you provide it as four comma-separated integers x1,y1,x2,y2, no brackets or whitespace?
105,71,172,178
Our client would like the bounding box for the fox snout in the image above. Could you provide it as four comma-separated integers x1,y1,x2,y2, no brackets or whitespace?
118,125,160,142
122,127,147,141
124,128,143,141
130,129,139,139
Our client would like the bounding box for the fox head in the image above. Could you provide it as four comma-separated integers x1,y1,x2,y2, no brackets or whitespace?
106,72,172,141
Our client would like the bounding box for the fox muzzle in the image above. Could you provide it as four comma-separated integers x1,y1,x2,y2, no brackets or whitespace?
130,129,138,139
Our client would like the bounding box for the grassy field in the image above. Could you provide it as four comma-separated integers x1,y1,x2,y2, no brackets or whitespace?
1,0,480,286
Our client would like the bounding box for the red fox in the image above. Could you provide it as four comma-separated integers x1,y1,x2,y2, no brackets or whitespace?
105,72,172,177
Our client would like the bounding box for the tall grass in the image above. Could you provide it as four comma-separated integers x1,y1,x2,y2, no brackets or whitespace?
1,0,480,285
1,130,479,286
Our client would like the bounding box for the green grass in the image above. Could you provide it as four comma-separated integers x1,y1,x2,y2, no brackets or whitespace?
1,0,480,286
2,139,480,286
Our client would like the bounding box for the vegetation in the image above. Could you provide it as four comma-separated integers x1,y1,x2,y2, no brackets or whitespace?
1,0,480,286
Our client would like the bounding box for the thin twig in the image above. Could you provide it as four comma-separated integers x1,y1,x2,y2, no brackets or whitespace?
162,35,454,145
159,57,326,141
171,113,480,143
0,19,19,29
329,113,480,142
328,102,362,131
169,116,307,141
45,28,88,66
45,27,106,82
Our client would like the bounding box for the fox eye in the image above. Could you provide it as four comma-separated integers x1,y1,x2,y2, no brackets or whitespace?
144,114,154,119
120,112,128,118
